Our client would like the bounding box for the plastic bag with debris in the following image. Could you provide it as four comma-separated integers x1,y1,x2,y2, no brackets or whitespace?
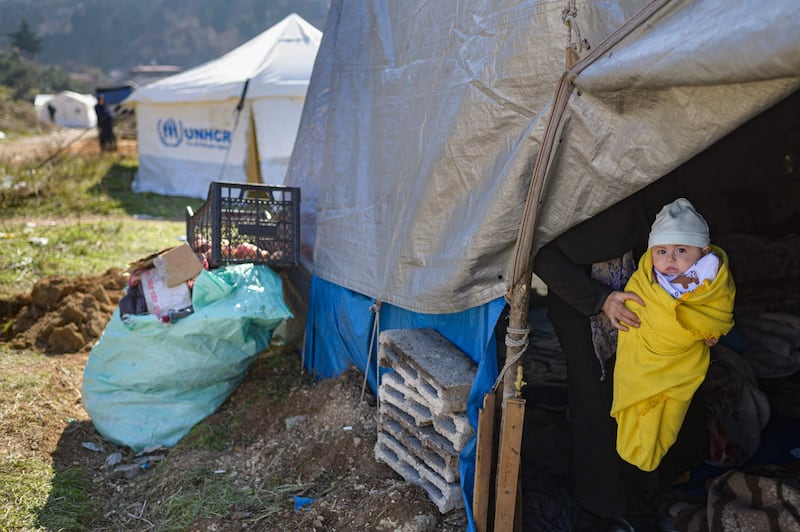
82,263,292,452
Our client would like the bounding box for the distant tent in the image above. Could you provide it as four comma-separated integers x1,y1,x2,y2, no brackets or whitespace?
123,13,322,199
34,91,97,128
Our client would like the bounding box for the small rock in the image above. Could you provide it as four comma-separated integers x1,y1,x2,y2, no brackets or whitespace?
112,463,142,480
105,452,123,468
81,441,104,452
285,415,308,429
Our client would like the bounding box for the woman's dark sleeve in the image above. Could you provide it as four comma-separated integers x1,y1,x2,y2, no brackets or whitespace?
533,239,613,318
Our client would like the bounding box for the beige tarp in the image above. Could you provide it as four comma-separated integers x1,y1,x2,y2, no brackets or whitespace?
284,0,800,313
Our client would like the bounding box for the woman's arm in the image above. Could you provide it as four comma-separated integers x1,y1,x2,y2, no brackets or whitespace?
534,240,644,329
533,240,614,317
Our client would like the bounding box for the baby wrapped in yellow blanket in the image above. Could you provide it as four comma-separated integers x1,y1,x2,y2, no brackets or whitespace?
611,199,735,472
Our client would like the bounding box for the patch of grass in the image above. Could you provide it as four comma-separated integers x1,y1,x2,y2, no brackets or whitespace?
0,218,187,299
37,466,95,530
0,347,55,437
159,467,273,529
0,345,87,459
184,424,231,452
0,347,95,530
0,457,94,531
0,457,52,530
96,161,205,219
0,88,54,138
0,149,206,299
1,155,203,220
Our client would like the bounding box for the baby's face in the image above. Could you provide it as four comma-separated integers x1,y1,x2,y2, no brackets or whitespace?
651,244,708,276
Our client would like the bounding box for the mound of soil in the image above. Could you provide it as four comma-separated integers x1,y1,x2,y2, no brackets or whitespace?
3,270,126,353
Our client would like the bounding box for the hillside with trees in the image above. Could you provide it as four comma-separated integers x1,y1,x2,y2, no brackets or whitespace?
0,0,329,98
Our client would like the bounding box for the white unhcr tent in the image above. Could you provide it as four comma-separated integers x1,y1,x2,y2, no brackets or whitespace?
124,13,322,199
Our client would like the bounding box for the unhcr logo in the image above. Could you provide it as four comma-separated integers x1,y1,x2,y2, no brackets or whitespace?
157,118,183,147
157,117,233,149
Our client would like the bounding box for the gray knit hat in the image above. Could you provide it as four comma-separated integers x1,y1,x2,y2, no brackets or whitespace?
648,198,709,248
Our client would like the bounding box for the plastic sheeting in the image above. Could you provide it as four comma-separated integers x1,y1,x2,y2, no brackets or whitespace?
303,276,506,522
284,0,800,314
82,264,291,452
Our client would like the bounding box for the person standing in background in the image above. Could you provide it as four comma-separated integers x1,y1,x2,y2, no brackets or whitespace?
94,95,117,151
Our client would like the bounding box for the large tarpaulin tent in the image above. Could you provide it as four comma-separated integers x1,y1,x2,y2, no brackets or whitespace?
124,13,322,199
283,0,800,526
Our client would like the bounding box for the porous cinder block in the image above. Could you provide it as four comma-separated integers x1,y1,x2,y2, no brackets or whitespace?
378,328,476,416
379,402,459,483
379,376,433,426
375,433,464,514
380,371,472,451
375,328,477,513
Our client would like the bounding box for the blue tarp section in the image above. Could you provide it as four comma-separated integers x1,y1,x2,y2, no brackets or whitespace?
304,275,506,529
83,264,291,452
96,84,135,106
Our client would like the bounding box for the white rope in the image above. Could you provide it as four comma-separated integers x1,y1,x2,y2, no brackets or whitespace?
492,325,530,392
561,0,590,54
360,300,382,404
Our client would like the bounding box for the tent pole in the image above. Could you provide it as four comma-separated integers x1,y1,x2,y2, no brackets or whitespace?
491,275,529,531
246,110,263,184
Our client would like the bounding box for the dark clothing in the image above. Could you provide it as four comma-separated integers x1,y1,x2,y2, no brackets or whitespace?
94,101,116,151
532,175,709,519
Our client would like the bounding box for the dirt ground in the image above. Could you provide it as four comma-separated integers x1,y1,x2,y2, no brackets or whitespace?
0,267,472,530
0,123,137,163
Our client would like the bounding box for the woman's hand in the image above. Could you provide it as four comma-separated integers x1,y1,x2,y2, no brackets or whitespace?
601,290,644,331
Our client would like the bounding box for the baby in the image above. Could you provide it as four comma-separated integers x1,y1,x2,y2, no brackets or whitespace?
649,198,723,348
610,198,736,472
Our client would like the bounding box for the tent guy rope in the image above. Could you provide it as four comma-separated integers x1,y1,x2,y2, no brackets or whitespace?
361,300,383,404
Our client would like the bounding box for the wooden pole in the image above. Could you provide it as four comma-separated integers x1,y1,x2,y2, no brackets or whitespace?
473,389,499,531
493,396,525,531
492,275,530,531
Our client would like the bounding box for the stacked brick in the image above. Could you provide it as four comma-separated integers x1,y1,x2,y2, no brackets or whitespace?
374,328,477,513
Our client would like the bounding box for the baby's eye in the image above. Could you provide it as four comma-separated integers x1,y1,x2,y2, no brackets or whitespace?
676,247,687,253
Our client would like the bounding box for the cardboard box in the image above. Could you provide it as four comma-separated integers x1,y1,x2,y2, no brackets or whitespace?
127,243,203,288
153,243,203,288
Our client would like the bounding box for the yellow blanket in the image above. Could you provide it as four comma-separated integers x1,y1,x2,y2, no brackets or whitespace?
611,245,735,472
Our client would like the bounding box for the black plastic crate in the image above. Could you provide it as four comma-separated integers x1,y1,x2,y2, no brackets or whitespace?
186,181,301,269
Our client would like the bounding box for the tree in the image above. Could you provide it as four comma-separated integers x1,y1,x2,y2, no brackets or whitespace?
7,19,42,59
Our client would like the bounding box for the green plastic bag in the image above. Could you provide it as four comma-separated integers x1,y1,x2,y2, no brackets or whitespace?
82,263,292,451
